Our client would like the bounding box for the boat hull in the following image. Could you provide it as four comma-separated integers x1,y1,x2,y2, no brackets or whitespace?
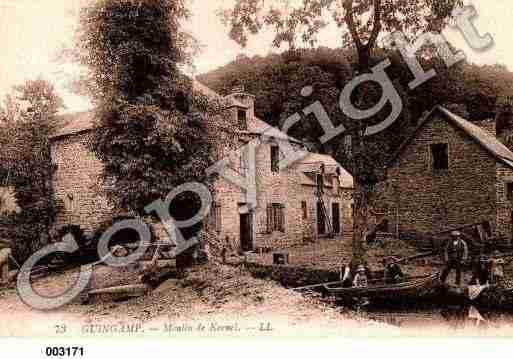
324,273,442,302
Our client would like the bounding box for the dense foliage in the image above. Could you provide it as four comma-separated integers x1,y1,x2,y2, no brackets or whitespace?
0,79,64,263
74,0,228,230
220,0,499,264
199,48,513,169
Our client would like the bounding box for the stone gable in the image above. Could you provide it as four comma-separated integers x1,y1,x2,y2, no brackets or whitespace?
375,107,513,244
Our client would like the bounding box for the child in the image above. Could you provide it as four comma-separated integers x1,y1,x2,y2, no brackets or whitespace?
353,265,368,288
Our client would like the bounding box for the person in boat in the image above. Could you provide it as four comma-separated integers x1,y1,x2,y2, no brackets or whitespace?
441,231,469,286
490,250,505,286
353,265,369,288
469,255,490,286
383,256,404,284
339,263,353,288
0,238,11,285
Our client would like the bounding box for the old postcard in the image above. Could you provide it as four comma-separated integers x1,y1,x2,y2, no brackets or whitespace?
1,0,513,356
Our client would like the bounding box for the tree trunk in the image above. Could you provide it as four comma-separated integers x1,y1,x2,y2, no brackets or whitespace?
357,45,371,73
350,45,373,268
351,181,369,268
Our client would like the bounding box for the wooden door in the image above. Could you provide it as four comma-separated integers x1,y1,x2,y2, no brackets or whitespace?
240,213,253,252
332,203,341,234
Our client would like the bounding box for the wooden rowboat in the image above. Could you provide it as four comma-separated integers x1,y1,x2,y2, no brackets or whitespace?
323,273,441,302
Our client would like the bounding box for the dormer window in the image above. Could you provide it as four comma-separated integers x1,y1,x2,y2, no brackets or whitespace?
238,109,247,130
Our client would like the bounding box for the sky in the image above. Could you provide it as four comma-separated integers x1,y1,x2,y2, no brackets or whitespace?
0,0,511,113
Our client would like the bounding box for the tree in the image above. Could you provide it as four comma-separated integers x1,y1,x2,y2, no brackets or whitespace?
0,79,64,263
222,0,463,265
73,0,231,246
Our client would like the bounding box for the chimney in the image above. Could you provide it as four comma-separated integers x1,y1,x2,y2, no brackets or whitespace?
227,85,255,118
475,118,497,137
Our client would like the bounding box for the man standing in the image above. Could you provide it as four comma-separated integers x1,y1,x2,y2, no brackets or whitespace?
0,238,11,285
441,231,469,286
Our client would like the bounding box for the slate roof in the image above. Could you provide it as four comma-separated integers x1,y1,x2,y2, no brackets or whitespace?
51,80,294,142
389,106,513,169
48,81,353,188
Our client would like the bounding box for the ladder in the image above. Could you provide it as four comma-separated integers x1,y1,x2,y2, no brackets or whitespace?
315,164,333,238
318,191,334,238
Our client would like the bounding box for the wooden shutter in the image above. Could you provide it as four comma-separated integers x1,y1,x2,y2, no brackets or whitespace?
266,204,272,233
279,204,285,232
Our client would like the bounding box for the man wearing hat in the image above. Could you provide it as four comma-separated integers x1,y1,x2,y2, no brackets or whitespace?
383,256,404,284
441,230,468,286
0,238,11,285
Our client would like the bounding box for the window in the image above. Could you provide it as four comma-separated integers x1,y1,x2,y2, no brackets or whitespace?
266,203,285,233
271,145,280,173
507,183,513,201
301,201,308,220
210,203,222,233
431,143,448,170
238,109,247,130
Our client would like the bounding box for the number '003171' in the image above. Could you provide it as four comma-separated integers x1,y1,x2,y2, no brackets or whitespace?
45,347,84,357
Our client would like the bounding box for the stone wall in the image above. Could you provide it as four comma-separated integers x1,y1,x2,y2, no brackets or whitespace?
212,134,354,251
50,116,353,251
213,136,306,251
50,132,117,233
375,114,498,237
495,162,513,243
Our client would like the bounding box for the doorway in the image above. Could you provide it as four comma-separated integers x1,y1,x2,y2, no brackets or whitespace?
332,203,341,234
240,212,253,252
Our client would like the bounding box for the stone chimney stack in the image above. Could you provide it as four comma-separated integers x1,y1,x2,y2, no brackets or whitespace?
475,118,497,137
227,85,255,118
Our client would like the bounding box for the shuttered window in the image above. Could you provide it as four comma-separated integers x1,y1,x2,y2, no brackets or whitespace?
301,201,308,219
210,202,222,233
238,109,247,130
270,146,280,173
266,203,285,233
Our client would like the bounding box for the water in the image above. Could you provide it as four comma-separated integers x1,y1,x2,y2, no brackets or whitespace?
352,302,513,330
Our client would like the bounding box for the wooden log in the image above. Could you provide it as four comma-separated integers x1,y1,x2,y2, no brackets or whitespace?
84,283,151,304
140,264,178,288
88,283,151,296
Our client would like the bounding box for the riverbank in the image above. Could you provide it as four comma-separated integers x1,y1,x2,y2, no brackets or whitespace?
0,263,390,338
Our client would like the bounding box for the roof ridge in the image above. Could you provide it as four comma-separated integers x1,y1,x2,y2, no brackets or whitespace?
387,105,513,169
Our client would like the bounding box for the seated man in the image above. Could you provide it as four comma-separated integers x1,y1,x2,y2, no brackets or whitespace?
339,263,353,288
0,238,11,285
469,255,490,286
490,251,505,286
383,257,404,284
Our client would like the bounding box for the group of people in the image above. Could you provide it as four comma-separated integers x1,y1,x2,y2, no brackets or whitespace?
339,230,508,291
440,230,506,287
340,256,405,289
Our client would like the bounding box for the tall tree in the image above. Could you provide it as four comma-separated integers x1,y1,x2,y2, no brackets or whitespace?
73,0,230,242
0,79,64,262
222,0,462,264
